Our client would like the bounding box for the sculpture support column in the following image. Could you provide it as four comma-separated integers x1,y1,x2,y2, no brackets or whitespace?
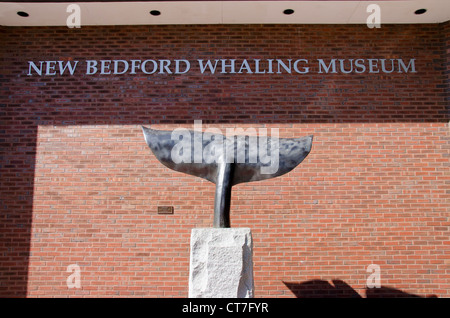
213,162,234,228
188,228,254,298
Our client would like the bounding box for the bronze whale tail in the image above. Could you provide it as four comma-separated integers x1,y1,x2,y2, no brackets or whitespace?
142,126,313,227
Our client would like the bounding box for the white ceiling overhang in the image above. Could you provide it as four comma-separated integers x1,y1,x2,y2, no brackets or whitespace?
0,1,449,26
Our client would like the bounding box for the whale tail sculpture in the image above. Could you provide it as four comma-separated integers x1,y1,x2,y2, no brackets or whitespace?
142,126,313,228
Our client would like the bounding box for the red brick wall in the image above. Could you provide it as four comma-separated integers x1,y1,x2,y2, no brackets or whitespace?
0,23,448,297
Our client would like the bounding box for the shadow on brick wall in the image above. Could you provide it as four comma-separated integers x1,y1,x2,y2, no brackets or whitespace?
0,126,37,297
284,280,438,298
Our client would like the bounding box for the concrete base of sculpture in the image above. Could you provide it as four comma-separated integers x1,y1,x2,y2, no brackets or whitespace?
188,228,254,298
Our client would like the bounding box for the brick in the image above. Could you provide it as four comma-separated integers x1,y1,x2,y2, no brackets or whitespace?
0,23,449,298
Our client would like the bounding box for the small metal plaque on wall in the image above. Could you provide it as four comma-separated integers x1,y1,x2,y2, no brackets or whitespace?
158,206,174,215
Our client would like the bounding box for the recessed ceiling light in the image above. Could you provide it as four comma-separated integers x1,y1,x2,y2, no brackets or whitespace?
414,8,427,15
17,11,29,17
283,9,295,15
150,10,161,16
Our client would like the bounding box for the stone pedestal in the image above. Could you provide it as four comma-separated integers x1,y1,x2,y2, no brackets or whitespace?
188,228,254,298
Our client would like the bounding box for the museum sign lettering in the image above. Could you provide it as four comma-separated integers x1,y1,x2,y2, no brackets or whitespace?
27,58,417,76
